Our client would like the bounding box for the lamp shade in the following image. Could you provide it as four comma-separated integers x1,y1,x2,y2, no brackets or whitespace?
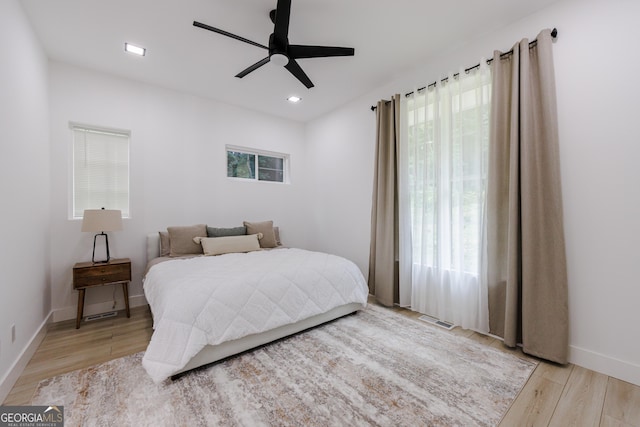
81,209,123,232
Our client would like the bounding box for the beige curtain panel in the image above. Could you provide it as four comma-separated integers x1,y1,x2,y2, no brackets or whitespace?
486,29,569,363
368,95,401,307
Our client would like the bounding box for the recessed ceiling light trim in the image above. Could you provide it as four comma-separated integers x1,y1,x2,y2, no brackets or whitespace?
287,96,302,103
125,43,146,56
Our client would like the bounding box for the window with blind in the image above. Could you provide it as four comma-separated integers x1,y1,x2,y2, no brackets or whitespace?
71,124,130,219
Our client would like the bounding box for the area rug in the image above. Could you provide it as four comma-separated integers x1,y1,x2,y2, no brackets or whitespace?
32,304,536,426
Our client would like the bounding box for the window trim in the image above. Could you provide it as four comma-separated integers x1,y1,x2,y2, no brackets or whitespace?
225,145,290,184
69,122,131,220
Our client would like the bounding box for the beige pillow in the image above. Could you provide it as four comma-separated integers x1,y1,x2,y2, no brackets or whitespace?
194,235,261,256
243,220,278,248
158,231,171,257
167,224,207,256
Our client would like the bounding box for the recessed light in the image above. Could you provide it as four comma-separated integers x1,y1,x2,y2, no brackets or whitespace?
125,43,146,56
287,96,301,103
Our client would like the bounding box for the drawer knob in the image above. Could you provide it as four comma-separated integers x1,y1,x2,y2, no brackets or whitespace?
100,269,106,273
102,278,107,281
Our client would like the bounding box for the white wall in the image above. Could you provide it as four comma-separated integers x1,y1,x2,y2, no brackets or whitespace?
48,62,309,321
306,0,640,386
305,105,377,274
0,0,51,400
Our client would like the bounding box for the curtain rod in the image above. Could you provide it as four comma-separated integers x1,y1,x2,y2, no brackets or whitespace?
371,28,557,111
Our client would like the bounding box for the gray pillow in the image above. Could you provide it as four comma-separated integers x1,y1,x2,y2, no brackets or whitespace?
206,226,247,238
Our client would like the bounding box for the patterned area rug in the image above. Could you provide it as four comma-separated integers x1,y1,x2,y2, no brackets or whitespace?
32,304,536,426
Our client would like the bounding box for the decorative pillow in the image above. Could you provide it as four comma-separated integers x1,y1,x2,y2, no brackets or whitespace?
206,226,247,238
243,220,278,248
194,235,261,256
158,231,171,257
167,224,207,257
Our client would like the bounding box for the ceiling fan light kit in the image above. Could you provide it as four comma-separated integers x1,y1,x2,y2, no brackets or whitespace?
270,53,289,67
193,0,354,89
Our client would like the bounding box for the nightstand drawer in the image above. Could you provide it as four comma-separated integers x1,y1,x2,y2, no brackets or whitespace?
74,271,129,287
73,261,131,289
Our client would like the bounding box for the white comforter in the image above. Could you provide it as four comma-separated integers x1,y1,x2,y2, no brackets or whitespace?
142,248,368,383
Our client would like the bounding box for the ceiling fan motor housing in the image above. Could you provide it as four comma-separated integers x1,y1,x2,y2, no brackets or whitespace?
269,33,289,64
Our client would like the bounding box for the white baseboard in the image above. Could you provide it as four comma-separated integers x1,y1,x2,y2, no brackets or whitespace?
0,311,52,404
51,294,148,323
570,345,640,387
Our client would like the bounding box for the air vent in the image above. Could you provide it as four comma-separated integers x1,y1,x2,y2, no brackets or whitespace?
418,314,455,330
85,311,117,322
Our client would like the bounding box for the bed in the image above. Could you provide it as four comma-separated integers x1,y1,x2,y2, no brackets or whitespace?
142,229,369,383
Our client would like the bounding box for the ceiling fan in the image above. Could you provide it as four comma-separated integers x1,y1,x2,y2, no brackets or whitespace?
193,0,355,89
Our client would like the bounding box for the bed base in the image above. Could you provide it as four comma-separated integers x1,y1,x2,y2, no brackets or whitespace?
170,302,363,379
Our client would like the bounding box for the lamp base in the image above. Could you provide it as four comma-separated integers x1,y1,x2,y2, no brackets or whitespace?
92,232,111,263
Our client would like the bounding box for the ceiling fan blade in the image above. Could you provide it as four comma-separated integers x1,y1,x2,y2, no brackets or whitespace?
289,45,355,59
273,0,292,43
235,57,270,78
193,21,268,50
285,59,314,89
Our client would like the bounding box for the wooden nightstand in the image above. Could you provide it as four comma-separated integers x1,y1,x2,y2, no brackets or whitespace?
73,258,132,329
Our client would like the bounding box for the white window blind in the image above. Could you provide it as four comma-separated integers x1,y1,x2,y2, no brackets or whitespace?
72,124,130,218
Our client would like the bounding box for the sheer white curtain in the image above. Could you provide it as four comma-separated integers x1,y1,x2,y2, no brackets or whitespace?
399,63,491,332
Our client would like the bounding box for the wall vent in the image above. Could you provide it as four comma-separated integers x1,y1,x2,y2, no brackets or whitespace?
85,311,117,322
418,314,455,330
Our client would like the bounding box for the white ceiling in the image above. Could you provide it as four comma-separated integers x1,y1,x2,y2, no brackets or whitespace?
20,0,561,122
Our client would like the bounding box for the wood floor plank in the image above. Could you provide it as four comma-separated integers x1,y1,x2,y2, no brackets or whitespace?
499,371,565,426
548,365,608,427
600,415,639,427
534,360,575,386
602,378,640,426
2,384,36,406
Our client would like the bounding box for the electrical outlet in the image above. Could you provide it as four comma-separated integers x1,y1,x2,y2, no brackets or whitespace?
11,324,15,343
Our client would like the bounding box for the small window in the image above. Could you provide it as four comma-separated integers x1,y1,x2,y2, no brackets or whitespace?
71,123,130,219
226,146,288,183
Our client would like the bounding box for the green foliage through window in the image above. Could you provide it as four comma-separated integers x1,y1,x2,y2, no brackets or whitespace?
404,71,491,275
226,147,287,183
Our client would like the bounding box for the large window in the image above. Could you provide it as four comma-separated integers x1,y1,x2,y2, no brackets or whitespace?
404,72,491,275
400,64,491,328
226,146,288,183
71,124,130,219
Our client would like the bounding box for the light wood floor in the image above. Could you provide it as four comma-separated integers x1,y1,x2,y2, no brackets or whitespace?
4,303,640,426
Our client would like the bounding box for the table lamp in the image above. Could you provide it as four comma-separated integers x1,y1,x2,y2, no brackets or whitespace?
81,208,123,263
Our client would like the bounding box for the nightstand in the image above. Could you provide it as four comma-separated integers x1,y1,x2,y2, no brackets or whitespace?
73,258,132,329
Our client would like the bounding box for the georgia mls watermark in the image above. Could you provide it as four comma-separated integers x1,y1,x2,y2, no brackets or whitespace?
0,406,64,427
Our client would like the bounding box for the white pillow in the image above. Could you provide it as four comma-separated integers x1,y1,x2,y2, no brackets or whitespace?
193,234,261,256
